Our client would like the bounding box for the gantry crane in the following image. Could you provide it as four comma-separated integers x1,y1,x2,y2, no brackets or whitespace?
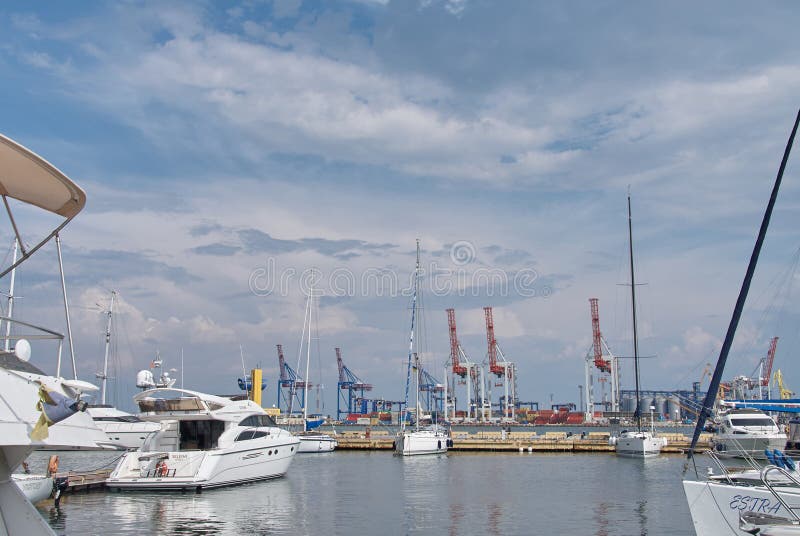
276,343,311,415
583,298,619,422
484,306,517,422
774,369,794,400
445,308,483,421
336,347,373,421
417,364,445,421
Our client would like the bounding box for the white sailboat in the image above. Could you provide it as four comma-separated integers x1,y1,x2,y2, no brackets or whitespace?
295,272,337,453
395,240,448,456
0,132,111,534
613,194,666,458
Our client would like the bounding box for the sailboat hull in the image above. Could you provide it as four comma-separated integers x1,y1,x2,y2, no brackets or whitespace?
395,429,448,456
683,479,800,536
614,431,666,457
297,434,337,453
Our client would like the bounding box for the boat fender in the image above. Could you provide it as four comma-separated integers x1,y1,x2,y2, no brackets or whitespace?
765,449,779,466
776,450,795,471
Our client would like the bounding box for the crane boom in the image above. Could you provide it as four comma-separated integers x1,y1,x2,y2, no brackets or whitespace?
762,337,779,387
484,306,504,376
589,298,611,373
447,308,467,377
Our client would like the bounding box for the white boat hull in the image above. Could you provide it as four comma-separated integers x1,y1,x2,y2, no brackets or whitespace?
395,429,448,456
297,434,337,453
614,431,666,457
683,478,800,536
712,435,787,459
12,474,52,504
108,438,300,490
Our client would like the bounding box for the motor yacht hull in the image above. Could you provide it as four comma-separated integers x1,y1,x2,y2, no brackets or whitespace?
712,435,787,459
395,430,448,456
683,479,800,536
108,438,300,490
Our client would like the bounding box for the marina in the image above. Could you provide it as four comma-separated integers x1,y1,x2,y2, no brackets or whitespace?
2,2,800,535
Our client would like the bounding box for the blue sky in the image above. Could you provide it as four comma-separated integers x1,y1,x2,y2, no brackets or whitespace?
2,0,800,413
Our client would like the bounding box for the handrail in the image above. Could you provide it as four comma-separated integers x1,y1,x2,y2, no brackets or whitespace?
759,465,800,522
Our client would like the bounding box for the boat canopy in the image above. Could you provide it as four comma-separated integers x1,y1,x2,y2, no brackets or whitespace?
0,134,85,218
0,133,87,278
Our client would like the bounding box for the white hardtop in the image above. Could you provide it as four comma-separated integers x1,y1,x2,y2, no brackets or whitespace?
134,388,268,422
0,133,85,219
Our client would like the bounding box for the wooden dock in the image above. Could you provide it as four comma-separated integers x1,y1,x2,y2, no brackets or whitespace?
57,469,113,492
334,430,711,453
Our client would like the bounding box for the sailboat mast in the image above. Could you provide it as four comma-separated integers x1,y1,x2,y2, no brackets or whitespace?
402,240,421,433
303,273,314,430
627,194,642,432
100,291,116,405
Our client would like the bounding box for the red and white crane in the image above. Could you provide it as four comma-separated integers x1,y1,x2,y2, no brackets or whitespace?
445,308,483,421
484,306,517,422
584,298,619,422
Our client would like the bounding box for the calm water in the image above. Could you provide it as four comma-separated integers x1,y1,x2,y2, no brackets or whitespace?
30,450,708,535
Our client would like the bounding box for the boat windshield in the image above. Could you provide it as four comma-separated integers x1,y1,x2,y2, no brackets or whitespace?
730,418,777,428
138,396,224,413
238,414,277,427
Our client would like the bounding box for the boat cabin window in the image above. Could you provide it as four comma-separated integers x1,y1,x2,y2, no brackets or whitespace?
730,418,776,428
94,415,142,423
179,420,225,450
139,397,206,413
235,430,268,442
238,414,277,427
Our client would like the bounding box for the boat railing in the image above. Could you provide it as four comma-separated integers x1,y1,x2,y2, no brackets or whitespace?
142,468,177,478
759,465,800,522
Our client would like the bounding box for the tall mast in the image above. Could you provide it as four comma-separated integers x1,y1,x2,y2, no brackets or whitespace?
627,194,642,432
3,238,18,352
402,240,421,433
303,272,314,430
99,291,116,405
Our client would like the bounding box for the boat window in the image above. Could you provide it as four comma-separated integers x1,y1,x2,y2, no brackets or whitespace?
730,418,777,428
179,420,225,450
139,397,205,413
238,414,277,428
235,430,268,442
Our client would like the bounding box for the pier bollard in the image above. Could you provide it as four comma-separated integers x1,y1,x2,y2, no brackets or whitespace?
527,446,532,453
518,447,523,453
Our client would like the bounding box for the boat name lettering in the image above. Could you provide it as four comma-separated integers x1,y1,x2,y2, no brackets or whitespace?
171,454,188,460
729,495,781,514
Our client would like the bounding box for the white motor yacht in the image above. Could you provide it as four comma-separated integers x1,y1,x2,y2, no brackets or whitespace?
712,407,787,459
108,388,300,491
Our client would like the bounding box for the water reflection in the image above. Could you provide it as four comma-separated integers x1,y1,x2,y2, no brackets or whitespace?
38,451,697,535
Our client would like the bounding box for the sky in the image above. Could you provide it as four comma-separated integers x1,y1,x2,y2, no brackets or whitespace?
2,0,800,414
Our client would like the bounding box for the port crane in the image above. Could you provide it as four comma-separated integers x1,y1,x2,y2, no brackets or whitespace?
583,298,619,422
276,343,311,415
416,363,444,420
774,369,794,400
484,306,517,421
335,347,374,421
445,308,485,421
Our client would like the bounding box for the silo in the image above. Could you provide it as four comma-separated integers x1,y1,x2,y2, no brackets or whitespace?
667,396,682,421
654,396,667,419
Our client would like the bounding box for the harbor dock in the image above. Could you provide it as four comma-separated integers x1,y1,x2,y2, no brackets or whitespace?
333,430,712,453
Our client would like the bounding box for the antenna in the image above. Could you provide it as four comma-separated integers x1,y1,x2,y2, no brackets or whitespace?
239,345,249,400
